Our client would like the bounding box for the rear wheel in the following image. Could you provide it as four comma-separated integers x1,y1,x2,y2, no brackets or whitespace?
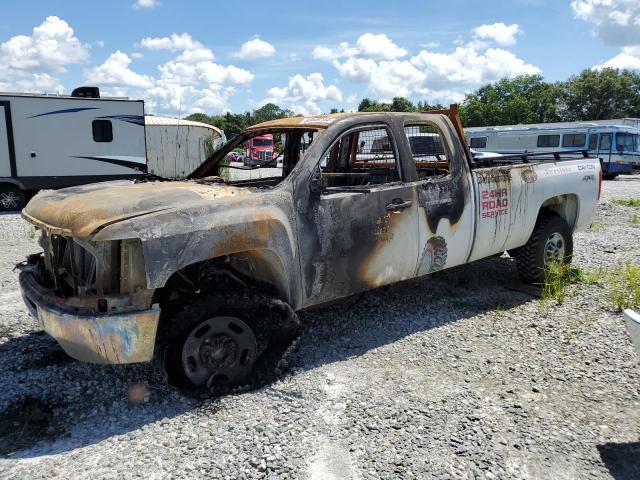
156,291,300,397
0,185,27,211
516,214,573,284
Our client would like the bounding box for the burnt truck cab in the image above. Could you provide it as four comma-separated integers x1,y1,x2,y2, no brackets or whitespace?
17,108,601,394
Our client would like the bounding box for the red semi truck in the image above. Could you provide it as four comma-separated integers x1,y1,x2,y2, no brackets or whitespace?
244,134,275,166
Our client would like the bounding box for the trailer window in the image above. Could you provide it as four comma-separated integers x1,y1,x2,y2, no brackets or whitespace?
562,133,586,148
600,133,612,151
404,124,450,179
588,134,598,150
92,120,113,142
469,137,487,149
537,135,560,148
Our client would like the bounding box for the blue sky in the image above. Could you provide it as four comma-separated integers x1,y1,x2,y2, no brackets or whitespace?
1,0,638,116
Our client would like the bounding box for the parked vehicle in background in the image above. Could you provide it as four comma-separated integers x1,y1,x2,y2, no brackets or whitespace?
0,87,227,211
0,88,146,211
145,116,225,179
244,133,275,166
227,151,244,162
465,121,640,179
17,106,602,397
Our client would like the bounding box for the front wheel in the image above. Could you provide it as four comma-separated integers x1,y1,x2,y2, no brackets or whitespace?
515,214,573,284
156,291,300,397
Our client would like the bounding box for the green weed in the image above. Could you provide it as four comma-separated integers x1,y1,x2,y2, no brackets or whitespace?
541,260,581,304
587,221,606,232
612,198,640,208
610,264,640,310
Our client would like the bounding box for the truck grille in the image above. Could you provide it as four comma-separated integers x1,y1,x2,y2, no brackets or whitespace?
41,233,97,296
259,151,273,162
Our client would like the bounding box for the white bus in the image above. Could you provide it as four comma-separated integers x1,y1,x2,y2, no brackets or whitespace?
465,120,640,179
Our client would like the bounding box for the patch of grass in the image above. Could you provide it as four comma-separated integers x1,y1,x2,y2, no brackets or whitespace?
27,225,37,240
587,221,606,232
541,260,582,304
612,198,640,208
575,266,604,286
610,264,640,311
632,214,640,225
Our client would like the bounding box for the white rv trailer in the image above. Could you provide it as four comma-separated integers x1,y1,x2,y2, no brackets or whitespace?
0,89,146,210
145,116,226,179
0,88,228,211
465,120,640,178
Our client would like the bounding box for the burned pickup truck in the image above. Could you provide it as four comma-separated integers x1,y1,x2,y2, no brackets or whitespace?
17,107,601,395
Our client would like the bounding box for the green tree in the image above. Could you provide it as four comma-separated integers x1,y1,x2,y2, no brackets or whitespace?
390,97,415,112
559,68,640,120
251,103,294,124
459,75,561,127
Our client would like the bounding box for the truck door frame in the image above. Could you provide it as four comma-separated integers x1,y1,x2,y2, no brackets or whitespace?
295,121,421,307
0,101,17,178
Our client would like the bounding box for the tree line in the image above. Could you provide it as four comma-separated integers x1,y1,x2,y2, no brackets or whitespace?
186,68,640,134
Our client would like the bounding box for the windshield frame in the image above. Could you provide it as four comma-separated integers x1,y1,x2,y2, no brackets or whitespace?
188,127,323,180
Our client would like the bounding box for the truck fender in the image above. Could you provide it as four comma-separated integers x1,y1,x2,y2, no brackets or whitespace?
139,212,299,305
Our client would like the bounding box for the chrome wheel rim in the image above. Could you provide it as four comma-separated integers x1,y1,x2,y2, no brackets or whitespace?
0,192,20,209
181,316,257,386
544,232,566,264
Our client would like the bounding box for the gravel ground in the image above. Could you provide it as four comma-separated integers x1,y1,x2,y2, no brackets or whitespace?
0,177,639,479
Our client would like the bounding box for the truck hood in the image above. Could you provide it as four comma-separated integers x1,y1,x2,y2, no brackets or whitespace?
22,180,251,239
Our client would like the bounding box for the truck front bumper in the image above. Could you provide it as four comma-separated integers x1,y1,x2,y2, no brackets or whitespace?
19,271,160,364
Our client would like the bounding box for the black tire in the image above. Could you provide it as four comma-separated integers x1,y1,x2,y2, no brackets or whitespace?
515,214,573,284
0,185,27,211
156,291,300,397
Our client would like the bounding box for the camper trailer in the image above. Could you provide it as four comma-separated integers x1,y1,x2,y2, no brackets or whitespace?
0,88,146,210
0,88,227,211
465,121,640,179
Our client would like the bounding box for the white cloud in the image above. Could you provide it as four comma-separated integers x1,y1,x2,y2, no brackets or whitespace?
0,72,64,94
86,51,154,88
317,29,539,103
140,33,202,52
233,38,276,60
0,16,89,73
313,33,405,61
265,73,342,115
572,0,640,70
355,33,407,60
571,0,640,46
594,45,640,70
133,0,159,9
87,30,253,115
0,16,90,93
472,23,521,46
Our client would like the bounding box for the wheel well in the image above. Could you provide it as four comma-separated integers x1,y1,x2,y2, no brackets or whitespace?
154,250,289,307
0,180,26,191
538,194,579,231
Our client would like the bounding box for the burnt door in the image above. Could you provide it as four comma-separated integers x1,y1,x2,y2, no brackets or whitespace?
402,121,475,272
297,125,419,307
